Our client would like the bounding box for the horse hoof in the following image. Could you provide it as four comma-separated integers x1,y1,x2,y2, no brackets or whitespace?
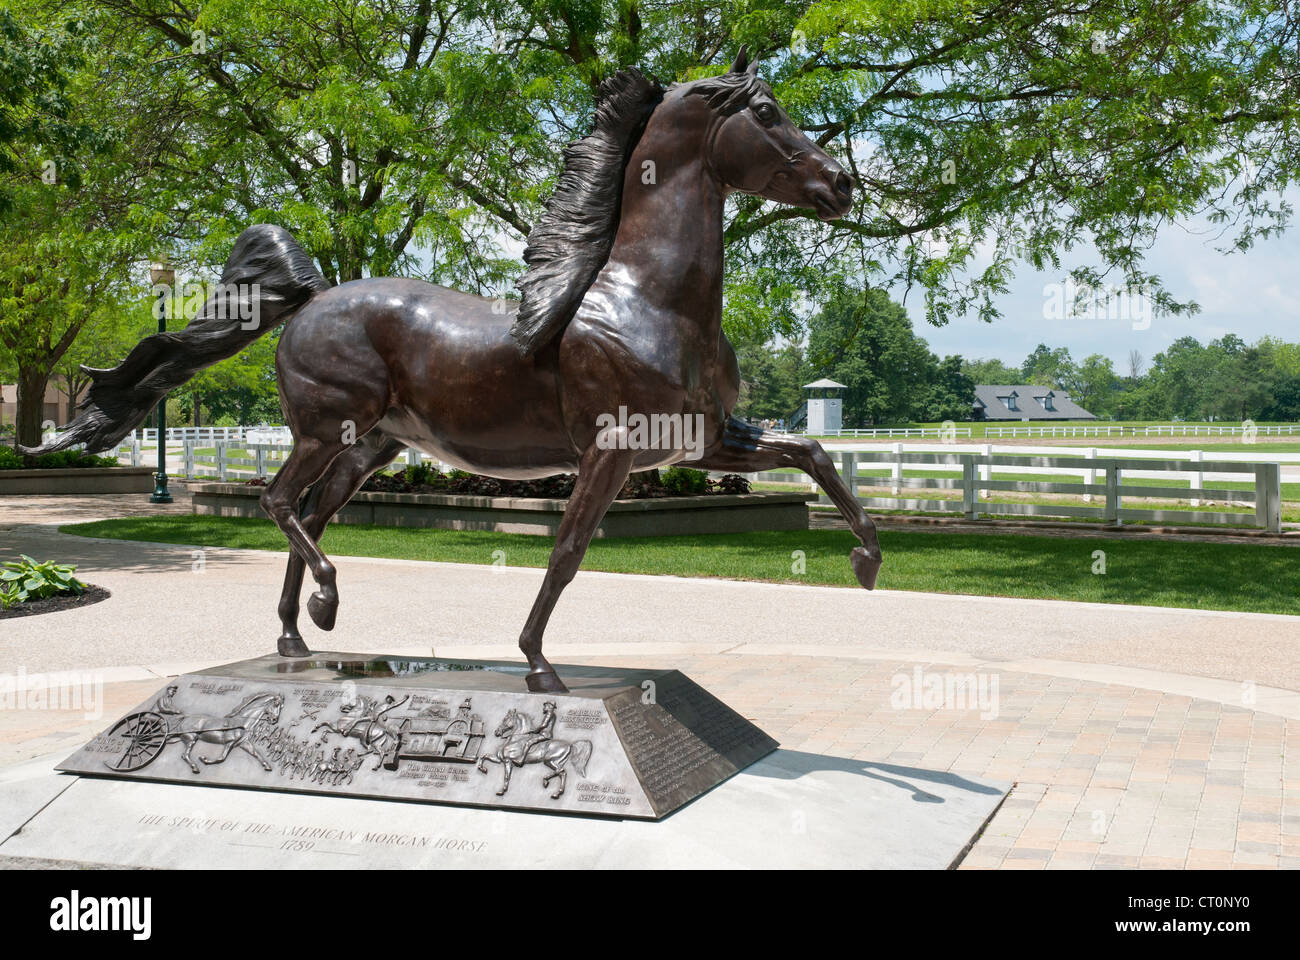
851,546,882,590
526,670,569,694
307,592,338,631
278,634,311,658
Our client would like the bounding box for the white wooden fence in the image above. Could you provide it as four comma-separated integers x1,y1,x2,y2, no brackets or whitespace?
137,426,252,443
983,422,1300,439
792,426,974,439
741,449,1284,532
108,438,1285,532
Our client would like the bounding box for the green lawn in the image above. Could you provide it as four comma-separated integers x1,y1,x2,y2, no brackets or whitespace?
61,515,1300,616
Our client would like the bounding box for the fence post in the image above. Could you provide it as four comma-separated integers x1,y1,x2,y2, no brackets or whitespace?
130,436,141,467
183,440,195,479
1189,449,1202,507
216,440,228,481
979,443,992,498
1104,462,1121,525
406,447,420,467
840,451,857,499
255,443,267,479
891,441,903,495
962,455,978,520
1083,446,1097,502
1255,462,1281,533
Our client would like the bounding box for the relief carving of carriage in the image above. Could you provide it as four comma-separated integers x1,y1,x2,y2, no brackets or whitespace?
380,699,487,770
103,691,283,774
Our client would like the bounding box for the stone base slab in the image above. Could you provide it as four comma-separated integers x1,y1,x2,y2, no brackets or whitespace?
1,750,1010,869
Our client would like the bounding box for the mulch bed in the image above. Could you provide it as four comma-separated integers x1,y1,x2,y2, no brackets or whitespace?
0,584,111,620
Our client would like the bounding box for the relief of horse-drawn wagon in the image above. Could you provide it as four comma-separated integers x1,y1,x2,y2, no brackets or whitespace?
313,695,486,771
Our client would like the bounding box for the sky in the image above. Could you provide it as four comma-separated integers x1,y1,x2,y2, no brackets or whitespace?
897,203,1300,375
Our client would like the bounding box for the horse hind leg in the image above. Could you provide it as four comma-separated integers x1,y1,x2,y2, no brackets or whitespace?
179,736,202,775
544,758,566,799
693,417,883,588
274,433,406,656
202,737,239,765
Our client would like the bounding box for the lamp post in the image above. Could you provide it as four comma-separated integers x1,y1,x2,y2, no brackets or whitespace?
148,260,174,504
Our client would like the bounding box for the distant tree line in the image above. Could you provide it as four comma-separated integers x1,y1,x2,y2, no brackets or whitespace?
732,287,1300,426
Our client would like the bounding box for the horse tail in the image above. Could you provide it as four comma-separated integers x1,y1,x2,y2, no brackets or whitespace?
20,224,330,456
570,740,592,779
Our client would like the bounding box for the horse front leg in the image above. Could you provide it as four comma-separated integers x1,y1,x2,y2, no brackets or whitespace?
518,430,636,692
694,417,883,588
236,738,274,771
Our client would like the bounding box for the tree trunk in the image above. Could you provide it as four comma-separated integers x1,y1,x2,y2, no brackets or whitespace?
193,394,201,427
15,366,49,449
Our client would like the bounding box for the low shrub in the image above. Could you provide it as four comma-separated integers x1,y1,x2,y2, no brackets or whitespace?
0,446,119,470
660,466,709,495
0,555,86,610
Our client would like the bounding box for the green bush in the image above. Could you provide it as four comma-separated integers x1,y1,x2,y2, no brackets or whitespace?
0,555,86,610
660,466,709,495
0,446,118,470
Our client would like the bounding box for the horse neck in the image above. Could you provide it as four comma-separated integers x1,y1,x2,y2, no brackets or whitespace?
604,128,726,329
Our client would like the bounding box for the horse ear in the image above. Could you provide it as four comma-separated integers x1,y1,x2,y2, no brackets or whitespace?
730,44,749,74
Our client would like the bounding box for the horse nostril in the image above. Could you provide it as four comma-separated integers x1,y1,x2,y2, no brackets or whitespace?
834,170,853,199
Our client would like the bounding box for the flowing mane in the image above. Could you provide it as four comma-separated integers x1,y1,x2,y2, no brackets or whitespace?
509,68,663,356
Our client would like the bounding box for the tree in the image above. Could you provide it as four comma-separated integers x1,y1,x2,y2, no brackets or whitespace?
65,1,1300,335
962,357,1021,385
1071,354,1119,416
0,6,161,447
1020,344,1077,390
730,336,806,423
11,1,1300,438
807,285,960,425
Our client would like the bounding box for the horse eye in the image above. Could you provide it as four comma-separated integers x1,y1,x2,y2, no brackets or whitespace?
753,103,777,124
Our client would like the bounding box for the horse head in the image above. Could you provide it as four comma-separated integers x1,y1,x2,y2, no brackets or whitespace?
670,45,854,221
495,709,524,738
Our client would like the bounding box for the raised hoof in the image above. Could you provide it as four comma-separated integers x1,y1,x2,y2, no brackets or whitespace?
526,670,569,694
278,634,311,658
307,591,337,631
851,546,882,590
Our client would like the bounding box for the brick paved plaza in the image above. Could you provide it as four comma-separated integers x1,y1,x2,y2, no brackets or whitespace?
2,493,1297,869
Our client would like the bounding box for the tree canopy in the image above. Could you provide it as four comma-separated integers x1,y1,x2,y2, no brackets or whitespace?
5,1,1300,439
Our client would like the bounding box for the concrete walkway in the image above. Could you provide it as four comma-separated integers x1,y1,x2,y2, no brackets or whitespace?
2,493,1298,869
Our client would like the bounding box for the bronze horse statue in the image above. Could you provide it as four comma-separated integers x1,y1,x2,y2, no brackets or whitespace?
26,49,882,693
